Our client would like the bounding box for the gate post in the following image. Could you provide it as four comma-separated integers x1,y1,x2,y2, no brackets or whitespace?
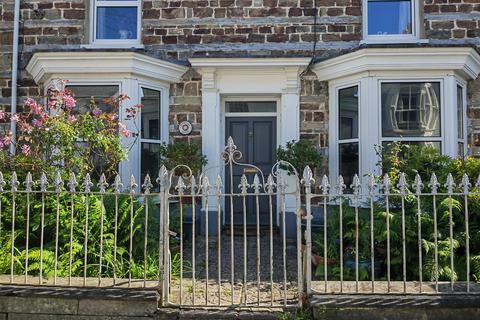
302,166,314,297
295,172,303,307
158,166,169,306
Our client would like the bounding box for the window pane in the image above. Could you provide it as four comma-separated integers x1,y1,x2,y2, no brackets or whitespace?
368,0,412,35
141,142,161,184
141,88,162,140
339,86,358,140
225,101,276,113
458,142,464,158
457,85,464,139
96,7,137,40
339,142,359,190
66,85,120,179
381,82,441,137
67,85,119,114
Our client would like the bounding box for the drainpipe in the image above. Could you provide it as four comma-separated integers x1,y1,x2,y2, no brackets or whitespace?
9,0,21,155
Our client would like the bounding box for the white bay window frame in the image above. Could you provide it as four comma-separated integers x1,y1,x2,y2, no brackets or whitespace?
313,47,480,185
88,0,142,48
456,81,468,157
26,52,188,187
136,82,169,183
330,75,463,182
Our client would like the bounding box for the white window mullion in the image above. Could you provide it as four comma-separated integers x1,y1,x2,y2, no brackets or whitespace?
362,76,380,178
328,82,339,182
443,76,457,158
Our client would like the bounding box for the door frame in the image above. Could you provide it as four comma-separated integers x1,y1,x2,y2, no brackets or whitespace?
221,95,281,226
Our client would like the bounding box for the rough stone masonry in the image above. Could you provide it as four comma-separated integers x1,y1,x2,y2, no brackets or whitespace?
0,0,479,162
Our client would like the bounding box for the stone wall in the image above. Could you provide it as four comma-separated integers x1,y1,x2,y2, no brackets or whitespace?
425,0,480,41
0,0,86,111
468,78,480,153
142,0,362,61
299,70,329,172
168,68,202,145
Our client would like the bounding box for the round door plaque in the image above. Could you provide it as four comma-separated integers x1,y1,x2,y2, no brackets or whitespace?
178,121,193,135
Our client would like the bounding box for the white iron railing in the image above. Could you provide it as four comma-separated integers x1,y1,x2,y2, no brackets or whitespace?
302,168,480,296
0,137,479,310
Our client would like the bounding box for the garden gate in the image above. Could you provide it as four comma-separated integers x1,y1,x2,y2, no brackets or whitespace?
160,137,305,308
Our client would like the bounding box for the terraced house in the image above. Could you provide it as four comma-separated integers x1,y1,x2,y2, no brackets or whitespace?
1,0,480,189
2,1,480,317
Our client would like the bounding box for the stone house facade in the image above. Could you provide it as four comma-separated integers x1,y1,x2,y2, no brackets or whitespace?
1,0,480,199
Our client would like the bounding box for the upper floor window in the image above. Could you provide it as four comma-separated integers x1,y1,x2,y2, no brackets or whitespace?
91,0,141,46
363,0,421,43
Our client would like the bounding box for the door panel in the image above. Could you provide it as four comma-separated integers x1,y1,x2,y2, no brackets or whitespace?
225,117,276,226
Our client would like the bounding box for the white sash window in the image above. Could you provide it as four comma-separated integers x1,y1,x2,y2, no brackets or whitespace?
90,0,141,47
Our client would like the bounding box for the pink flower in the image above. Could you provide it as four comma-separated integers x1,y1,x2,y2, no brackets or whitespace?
24,98,37,108
118,123,131,138
24,98,43,115
121,129,131,138
33,104,43,115
11,114,19,122
32,118,43,127
68,115,77,123
63,94,76,110
92,108,102,116
0,110,5,120
19,122,32,133
3,132,12,145
48,99,58,109
24,98,43,114
21,144,31,156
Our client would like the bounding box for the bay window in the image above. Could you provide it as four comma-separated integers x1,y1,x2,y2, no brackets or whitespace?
332,77,465,182
26,52,187,187
312,48,480,186
332,78,452,182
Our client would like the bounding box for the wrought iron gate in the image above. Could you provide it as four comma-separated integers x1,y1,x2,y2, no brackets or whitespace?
160,137,303,308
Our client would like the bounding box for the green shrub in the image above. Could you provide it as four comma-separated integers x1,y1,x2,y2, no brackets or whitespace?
312,143,480,283
158,142,207,176
276,139,322,176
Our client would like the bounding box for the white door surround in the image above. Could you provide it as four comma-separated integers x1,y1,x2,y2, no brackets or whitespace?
189,57,310,211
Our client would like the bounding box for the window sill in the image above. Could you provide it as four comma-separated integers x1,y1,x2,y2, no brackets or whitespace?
360,38,430,45
81,43,145,50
